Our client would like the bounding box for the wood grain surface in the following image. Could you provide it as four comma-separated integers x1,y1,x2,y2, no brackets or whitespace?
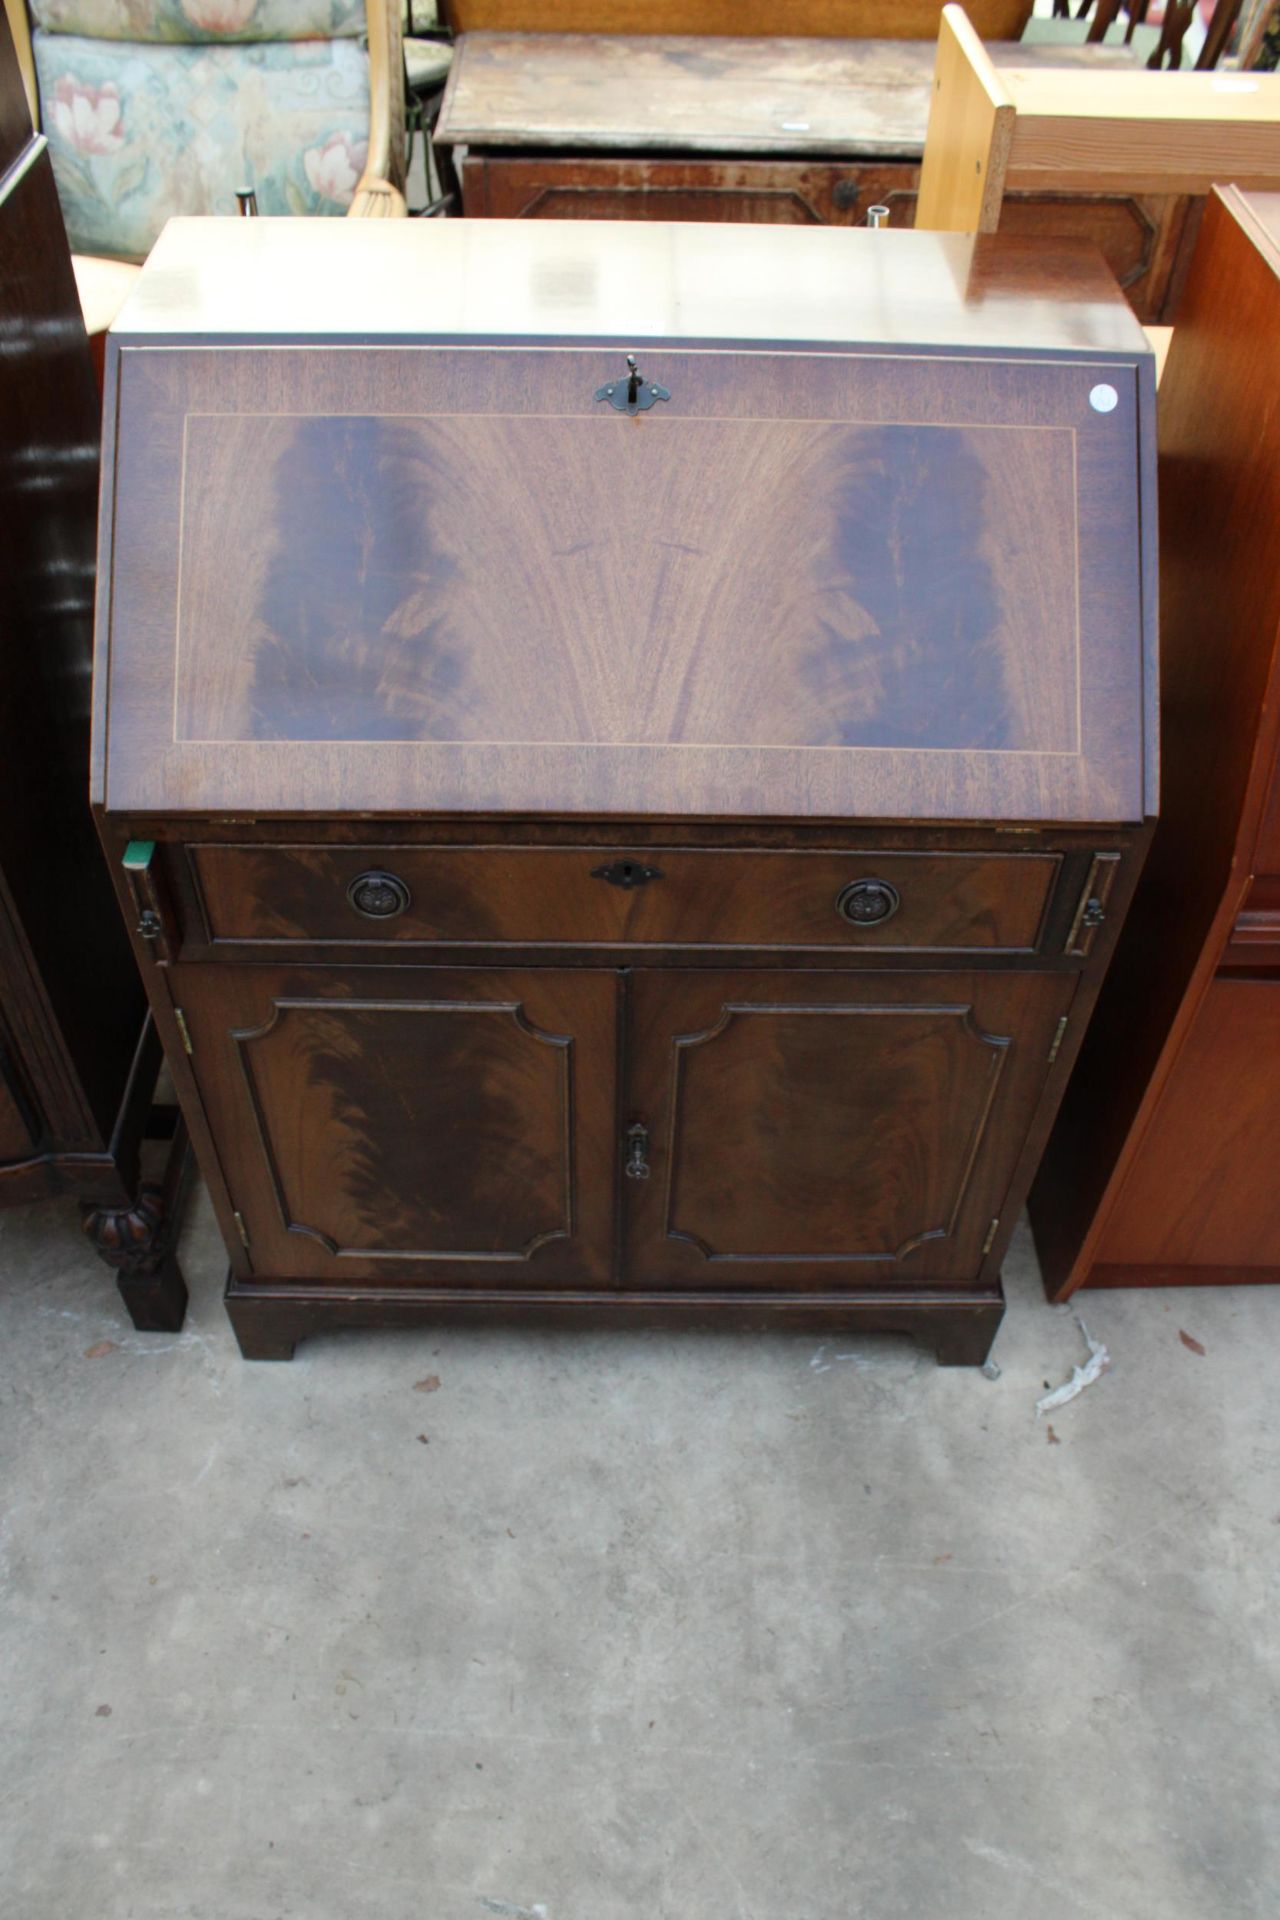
174,412,1078,754
107,215,1151,348
1000,65,1280,196
1232,191,1280,882
436,30,1142,155
623,966,1074,1287
101,326,1151,824
1030,186,1280,1296
174,963,620,1286
185,843,1064,955
441,2,1034,39
1093,979,1280,1271
459,154,921,224
915,4,1015,233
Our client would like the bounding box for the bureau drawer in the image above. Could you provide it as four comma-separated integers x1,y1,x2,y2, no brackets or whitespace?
184,845,1062,954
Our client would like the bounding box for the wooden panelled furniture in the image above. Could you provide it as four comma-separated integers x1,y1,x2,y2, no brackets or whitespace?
916,6,1280,238
434,26,1277,321
93,216,1157,1363
440,2,1035,34
1031,187,1280,1297
0,8,188,1328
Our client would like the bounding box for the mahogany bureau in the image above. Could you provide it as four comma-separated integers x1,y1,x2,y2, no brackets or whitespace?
93,216,1157,1362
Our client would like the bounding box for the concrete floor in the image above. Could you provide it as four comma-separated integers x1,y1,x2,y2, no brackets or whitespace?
0,1184,1277,1920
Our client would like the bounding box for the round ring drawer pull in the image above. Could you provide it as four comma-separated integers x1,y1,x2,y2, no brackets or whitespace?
347,870,411,920
835,878,900,927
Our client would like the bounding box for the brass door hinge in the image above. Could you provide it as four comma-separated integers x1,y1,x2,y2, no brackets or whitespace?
982,1218,1000,1257
233,1211,250,1250
1047,1015,1069,1065
173,1008,193,1055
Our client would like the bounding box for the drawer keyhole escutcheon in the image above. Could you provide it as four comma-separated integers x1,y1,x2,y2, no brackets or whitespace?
835,879,901,927
347,871,411,920
591,859,663,890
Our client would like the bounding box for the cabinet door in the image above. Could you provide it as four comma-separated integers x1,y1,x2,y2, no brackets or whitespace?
624,969,1074,1289
174,965,619,1286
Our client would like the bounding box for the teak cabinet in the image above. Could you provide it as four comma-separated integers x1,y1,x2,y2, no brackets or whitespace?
93,217,1157,1362
1031,188,1280,1296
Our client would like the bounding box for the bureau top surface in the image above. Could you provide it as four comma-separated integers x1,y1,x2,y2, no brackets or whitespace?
97,220,1155,826
113,216,1149,352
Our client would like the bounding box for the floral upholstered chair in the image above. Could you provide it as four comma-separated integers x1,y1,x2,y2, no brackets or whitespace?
28,0,407,261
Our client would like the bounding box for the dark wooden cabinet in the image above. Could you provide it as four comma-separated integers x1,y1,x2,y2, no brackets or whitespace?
1031,188,1280,1297
174,962,619,1288
0,8,187,1327
93,217,1156,1362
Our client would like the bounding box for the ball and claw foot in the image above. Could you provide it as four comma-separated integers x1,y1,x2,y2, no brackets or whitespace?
82,1183,188,1333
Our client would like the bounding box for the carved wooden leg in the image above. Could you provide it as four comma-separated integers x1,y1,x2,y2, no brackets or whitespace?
82,1182,188,1333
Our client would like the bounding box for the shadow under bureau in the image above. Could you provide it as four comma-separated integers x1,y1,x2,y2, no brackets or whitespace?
92,216,1157,1362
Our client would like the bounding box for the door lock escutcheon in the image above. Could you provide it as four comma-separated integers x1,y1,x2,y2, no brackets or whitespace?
624,1122,651,1180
